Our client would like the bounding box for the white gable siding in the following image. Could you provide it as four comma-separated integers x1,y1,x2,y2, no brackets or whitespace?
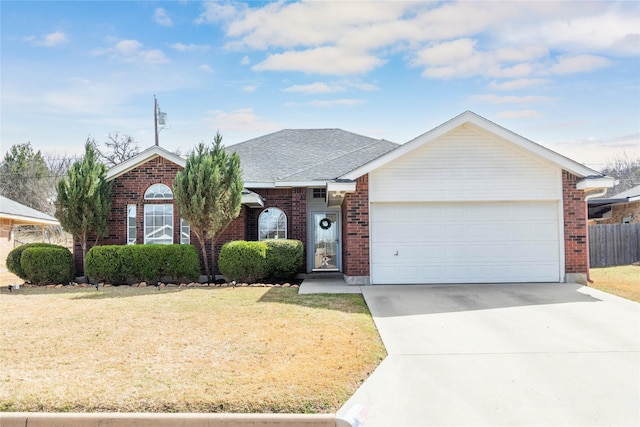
370,124,561,203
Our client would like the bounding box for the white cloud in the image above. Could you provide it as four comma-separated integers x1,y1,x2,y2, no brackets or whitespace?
412,39,476,67
199,0,636,78
254,46,384,75
240,56,250,65
547,134,640,169
470,94,553,104
489,79,550,91
206,108,280,132
285,82,346,94
413,40,546,79
243,85,257,93
199,64,213,73
549,55,611,75
285,81,379,94
196,1,245,24
153,7,173,27
309,99,366,107
26,31,69,47
91,39,169,64
499,8,640,57
171,43,210,52
496,110,543,119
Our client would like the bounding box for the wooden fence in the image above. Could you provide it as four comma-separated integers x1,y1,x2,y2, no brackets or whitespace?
589,223,640,268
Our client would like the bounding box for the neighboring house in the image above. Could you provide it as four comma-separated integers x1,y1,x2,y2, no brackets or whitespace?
588,185,640,224
0,195,60,241
76,111,614,285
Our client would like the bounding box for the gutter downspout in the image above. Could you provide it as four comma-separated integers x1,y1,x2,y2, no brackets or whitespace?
584,188,609,284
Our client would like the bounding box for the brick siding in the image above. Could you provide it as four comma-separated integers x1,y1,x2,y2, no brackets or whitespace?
73,156,309,276
562,170,588,274
245,187,307,263
341,174,370,277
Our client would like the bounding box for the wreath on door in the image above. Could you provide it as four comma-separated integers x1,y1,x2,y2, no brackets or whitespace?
319,217,332,230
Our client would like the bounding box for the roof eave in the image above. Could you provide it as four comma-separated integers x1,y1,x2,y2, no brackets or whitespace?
576,176,616,191
0,213,60,226
106,146,185,181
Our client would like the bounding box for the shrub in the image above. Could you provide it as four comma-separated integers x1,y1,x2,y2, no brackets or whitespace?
86,244,200,284
20,247,75,285
85,245,127,284
160,245,201,281
6,243,66,280
130,244,163,283
264,239,303,280
218,241,268,283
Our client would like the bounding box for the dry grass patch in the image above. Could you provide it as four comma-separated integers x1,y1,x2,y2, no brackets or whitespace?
0,286,385,413
589,265,640,302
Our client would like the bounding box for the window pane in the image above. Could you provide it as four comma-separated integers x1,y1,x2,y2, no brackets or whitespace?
180,218,190,244
127,204,136,244
258,208,287,241
144,204,173,244
144,183,173,200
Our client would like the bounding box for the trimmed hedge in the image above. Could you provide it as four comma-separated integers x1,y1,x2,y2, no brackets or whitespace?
218,239,303,283
20,246,75,285
218,241,269,283
264,239,303,280
86,244,200,284
6,243,66,280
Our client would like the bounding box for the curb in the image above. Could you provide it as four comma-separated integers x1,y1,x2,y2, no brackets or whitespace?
0,412,353,427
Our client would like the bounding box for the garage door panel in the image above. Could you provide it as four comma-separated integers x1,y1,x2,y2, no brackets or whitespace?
371,202,561,284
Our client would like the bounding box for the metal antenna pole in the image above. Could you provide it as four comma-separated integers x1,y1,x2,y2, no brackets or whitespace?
154,95,159,146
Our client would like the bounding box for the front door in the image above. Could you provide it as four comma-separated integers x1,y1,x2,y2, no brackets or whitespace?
312,212,340,271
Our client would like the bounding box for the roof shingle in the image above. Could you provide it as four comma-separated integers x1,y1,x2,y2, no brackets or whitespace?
226,129,398,183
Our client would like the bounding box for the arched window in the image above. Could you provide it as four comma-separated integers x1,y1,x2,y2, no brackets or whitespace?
144,183,173,200
258,208,287,240
143,183,173,244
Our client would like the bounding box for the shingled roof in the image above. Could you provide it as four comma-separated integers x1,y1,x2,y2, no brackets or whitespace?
226,129,398,184
0,196,59,225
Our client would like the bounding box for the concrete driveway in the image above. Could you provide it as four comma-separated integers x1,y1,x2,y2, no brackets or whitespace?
337,283,640,426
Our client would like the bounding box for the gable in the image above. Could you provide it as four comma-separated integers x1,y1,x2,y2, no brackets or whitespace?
106,146,185,181
342,111,609,187
370,123,561,202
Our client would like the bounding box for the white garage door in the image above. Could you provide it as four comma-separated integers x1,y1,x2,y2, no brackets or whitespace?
370,202,561,284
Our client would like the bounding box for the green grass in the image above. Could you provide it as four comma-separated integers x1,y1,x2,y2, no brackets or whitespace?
0,286,386,413
589,265,640,302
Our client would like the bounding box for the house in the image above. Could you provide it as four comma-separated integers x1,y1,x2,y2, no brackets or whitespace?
588,185,640,224
78,111,614,285
0,195,60,242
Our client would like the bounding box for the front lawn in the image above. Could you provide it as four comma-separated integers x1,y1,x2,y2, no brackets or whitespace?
589,264,640,302
0,286,385,413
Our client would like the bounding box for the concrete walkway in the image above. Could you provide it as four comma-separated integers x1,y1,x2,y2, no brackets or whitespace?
337,283,640,426
298,276,362,294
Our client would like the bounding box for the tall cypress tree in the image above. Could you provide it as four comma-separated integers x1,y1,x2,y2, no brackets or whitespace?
54,140,112,276
173,132,243,282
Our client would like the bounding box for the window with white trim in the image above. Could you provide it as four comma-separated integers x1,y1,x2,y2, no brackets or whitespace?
141,184,174,245
258,208,287,240
144,183,173,200
127,204,136,244
144,204,173,244
180,218,190,244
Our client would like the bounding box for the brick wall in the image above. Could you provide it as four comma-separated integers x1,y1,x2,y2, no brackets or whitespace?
562,170,588,274
73,156,248,275
341,175,369,277
245,187,307,267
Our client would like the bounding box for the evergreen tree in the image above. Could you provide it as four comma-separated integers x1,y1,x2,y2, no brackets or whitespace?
0,142,51,212
54,140,112,275
173,132,243,281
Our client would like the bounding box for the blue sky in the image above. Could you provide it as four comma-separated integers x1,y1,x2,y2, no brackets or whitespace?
1,0,639,170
